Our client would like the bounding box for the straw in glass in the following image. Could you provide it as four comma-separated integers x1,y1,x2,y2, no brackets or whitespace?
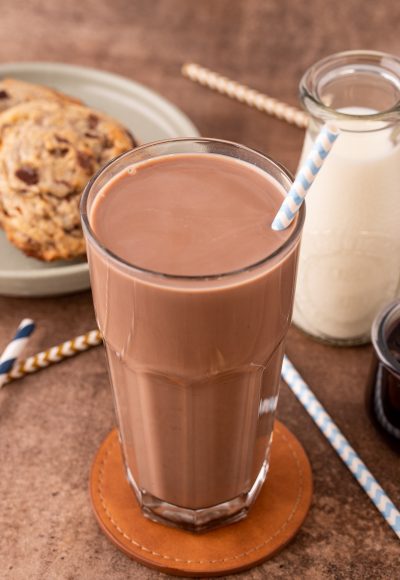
271,123,339,231
282,355,400,540
0,319,35,389
182,62,309,129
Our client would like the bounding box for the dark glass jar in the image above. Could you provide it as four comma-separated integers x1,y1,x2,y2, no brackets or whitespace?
366,301,400,449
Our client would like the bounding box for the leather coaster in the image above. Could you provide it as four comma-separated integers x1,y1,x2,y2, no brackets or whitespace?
90,421,312,577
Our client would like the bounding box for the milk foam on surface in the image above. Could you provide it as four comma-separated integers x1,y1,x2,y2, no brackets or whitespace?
293,107,400,341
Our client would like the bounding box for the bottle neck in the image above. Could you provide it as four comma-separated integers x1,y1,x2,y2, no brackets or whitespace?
300,50,400,130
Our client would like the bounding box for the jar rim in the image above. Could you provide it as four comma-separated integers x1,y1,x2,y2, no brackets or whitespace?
300,50,400,123
371,300,400,378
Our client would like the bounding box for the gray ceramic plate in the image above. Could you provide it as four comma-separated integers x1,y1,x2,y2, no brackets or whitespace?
0,62,199,297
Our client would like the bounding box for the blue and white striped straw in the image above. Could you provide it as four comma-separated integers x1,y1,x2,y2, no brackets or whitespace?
281,355,400,540
0,319,35,389
272,122,340,231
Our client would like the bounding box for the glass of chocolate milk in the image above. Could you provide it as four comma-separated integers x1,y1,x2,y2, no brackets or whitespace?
81,139,304,532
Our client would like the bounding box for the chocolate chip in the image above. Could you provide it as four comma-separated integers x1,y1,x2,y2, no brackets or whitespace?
15,167,39,185
47,189,77,201
88,114,99,129
102,136,114,149
63,225,82,238
84,132,98,139
50,147,69,157
23,237,41,257
64,190,79,201
55,135,70,144
0,90,9,99
125,130,137,147
76,151,94,173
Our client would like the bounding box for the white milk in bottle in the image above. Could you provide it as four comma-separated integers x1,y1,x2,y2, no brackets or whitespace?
293,51,400,344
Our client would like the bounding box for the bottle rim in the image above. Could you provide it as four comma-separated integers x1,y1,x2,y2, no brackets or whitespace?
300,50,400,123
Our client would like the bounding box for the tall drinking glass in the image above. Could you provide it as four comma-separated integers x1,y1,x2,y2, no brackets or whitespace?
81,138,304,532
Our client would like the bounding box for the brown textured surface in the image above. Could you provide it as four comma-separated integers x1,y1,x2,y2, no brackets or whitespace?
0,1,400,579
90,423,312,577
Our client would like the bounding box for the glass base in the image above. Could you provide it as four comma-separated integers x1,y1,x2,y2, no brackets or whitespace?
126,460,269,533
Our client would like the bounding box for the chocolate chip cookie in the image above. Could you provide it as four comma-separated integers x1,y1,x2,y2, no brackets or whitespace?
0,77,80,112
0,99,135,261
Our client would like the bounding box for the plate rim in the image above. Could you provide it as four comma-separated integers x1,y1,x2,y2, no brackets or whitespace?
0,61,199,135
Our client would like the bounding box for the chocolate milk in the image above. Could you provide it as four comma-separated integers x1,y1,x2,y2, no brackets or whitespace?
85,150,302,529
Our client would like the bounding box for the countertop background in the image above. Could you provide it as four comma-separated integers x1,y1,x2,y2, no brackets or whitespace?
1,1,399,578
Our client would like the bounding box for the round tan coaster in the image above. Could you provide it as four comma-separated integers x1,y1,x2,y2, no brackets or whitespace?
90,421,312,577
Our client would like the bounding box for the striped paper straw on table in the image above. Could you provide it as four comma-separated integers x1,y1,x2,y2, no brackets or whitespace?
2,329,102,386
282,355,400,540
0,319,35,388
271,122,339,231
182,62,309,129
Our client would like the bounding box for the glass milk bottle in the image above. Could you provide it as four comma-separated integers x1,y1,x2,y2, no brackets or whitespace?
293,50,400,345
